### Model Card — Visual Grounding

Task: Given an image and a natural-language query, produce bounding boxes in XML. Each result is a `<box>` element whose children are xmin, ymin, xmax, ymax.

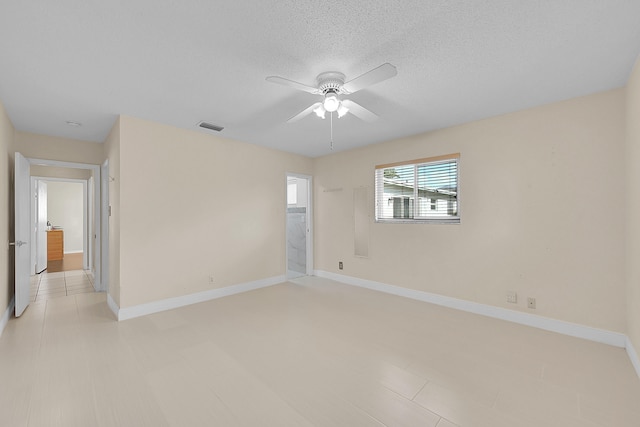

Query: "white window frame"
<box><xmin>375</xmin><ymin>153</ymin><xmax>460</xmax><ymax>224</ymax></box>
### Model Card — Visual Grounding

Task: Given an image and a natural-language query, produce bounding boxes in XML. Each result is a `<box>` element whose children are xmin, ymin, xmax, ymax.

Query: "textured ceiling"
<box><xmin>1</xmin><ymin>1</ymin><xmax>639</xmax><ymax>157</ymax></box>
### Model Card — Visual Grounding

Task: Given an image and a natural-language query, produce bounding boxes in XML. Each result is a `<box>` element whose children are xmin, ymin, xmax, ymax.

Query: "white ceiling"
<box><xmin>1</xmin><ymin>1</ymin><xmax>639</xmax><ymax>157</ymax></box>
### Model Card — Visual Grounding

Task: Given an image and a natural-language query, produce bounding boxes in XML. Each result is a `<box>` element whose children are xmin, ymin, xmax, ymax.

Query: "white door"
<box><xmin>36</xmin><ymin>181</ymin><xmax>47</xmax><ymax>274</ymax></box>
<box><xmin>14</xmin><ymin>153</ymin><xmax>31</xmax><ymax>317</ymax></box>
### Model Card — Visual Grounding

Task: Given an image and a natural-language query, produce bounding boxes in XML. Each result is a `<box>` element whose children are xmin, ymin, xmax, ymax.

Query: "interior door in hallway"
<box><xmin>286</xmin><ymin>175</ymin><xmax>312</xmax><ymax>278</ymax></box>
<box><xmin>14</xmin><ymin>152</ymin><xmax>31</xmax><ymax>317</ymax></box>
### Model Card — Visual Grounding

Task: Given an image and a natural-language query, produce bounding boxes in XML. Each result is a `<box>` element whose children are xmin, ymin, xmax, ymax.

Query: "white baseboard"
<box><xmin>626</xmin><ymin>336</ymin><xmax>640</xmax><ymax>380</ymax></box>
<box><xmin>116</xmin><ymin>275</ymin><xmax>286</xmax><ymax>321</ymax></box>
<box><xmin>64</xmin><ymin>250</ymin><xmax>83</xmax><ymax>254</ymax></box>
<box><xmin>314</xmin><ymin>270</ymin><xmax>627</xmax><ymax>348</ymax></box>
<box><xmin>0</xmin><ymin>297</ymin><xmax>15</xmax><ymax>338</ymax></box>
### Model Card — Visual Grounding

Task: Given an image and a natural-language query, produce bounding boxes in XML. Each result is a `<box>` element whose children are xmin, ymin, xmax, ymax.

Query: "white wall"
<box><xmin>314</xmin><ymin>88</ymin><xmax>626</xmax><ymax>333</ymax></box>
<box><xmin>46</xmin><ymin>181</ymin><xmax>84</xmax><ymax>253</ymax></box>
<box><xmin>626</xmin><ymin>56</ymin><xmax>640</xmax><ymax>353</ymax></box>
<box><xmin>110</xmin><ymin>116</ymin><xmax>313</xmax><ymax>308</ymax></box>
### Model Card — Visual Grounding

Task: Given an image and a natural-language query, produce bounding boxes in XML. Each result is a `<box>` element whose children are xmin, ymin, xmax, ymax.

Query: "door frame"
<box><xmin>101</xmin><ymin>160</ymin><xmax>109</xmax><ymax>294</ymax></box>
<box><xmin>23</xmin><ymin>157</ymin><xmax>105</xmax><ymax>291</ymax></box>
<box><xmin>285</xmin><ymin>173</ymin><xmax>313</xmax><ymax>278</ymax></box>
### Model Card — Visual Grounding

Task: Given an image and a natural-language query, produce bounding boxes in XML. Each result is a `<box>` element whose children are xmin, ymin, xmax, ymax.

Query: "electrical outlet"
<box><xmin>506</xmin><ymin>291</ymin><xmax>517</xmax><ymax>304</ymax></box>
<box><xmin>527</xmin><ymin>297</ymin><xmax>536</xmax><ymax>309</ymax></box>
<box><xmin>339</xmin><ymin>261</ymin><xmax>343</xmax><ymax>270</ymax></box>
<box><xmin>209</xmin><ymin>275</ymin><xmax>215</xmax><ymax>284</ymax></box>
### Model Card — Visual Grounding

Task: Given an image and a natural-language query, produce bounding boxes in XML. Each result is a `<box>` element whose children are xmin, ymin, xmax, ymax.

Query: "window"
<box><xmin>375</xmin><ymin>153</ymin><xmax>459</xmax><ymax>223</ymax></box>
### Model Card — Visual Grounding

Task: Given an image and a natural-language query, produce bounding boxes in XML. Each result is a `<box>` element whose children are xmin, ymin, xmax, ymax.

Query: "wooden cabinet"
<box><xmin>47</xmin><ymin>230</ymin><xmax>63</xmax><ymax>261</ymax></box>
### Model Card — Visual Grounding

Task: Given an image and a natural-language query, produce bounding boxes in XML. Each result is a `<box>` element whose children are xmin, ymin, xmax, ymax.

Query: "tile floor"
<box><xmin>29</xmin><ymin>270</ymin><xmax>95</xmax><ymax>302</ymax></box>
<box><xmin>1</xmin><ymin>276</ymin><xmax>640</xmax><ymax>426</ymax></box>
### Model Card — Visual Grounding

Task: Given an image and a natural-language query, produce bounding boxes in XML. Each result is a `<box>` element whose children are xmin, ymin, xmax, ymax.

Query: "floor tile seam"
<box><xmin>411</xmin><ymin>379</ymin><xmax>430</xmax><ymax>401</ymax></box>
<box><xmin>577</xmin><ymin>391</ymin><xmax>640</xmax><ymax>418</ymax></box>
<box><xmin>531</xmin><ymin>375</ymin><xmax>599</xmax><ymax>411</ymax></box>
<box><xmin>491</xmin><ymin>389</ymin><xmax>501</xmax><ymax>409</ymax></box>
<box><xmin>418</xmin><ymin>376</ymin><xmax>501</xmax><ymax>413</ymax></box>
<box><xmin>33</xmin><ymin>300</ymin><xmax>50</xmax><ymax>368</ymax></box>
<box><xmin>65</xmin><ymin>282</ymin><xmax>93</xmax><ymax>288</ymax></box>
<box><xmin>169</xmin><ymin>362</ymin><xmax>264</xmax><ymax>427</ymax></box>
<box><xmin>377</xmin><ymin>376</ymin><xmax>428</xmax><ymax>402</ymax></box>
<box><xmin>374</xmin><ymin>379</ymin><xmax>443</xmax><ymax>424</ymax></box>
<box><xmin>337</xmin><ymin>393</ymin><xmax>388</xmax><ymax>427</ymax></box>
<box><xmin>435</xmin><ymin>417</ymin><xmax>457</xmax><ymax>427</ymax></box>
<box><xmin>493</xmin><ymin>388</ymin><xmax>599</xmax><ymax>425</ymax></box>
<box><xmin>347</xmin><ymin>398</ymin><xmax>400</xmax><ymax>427</ymax></box>
<box><xmin>37</xmin><ymin>289</ymin><xmax>66</xmax><ymax>296</ymax></box>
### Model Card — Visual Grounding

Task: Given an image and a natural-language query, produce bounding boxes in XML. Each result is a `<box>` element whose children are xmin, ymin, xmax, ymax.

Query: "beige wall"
<box><xmin>14</xmin><ymin>131</ymin><xmax>104</xmax><ymax>165</ymax></box>
<box><xmin>314</xmin><ymin>89</ymin><xmax>627</xmax><ymax>332</ymax></box>
<box><xmin>0</xmin><ymin>100</ymin><xmax>15</xmax><ymax>318</ymax></box>
<box><xmin>46</xmin><ymin>181</ymin><xmax>84</xmax><ymax>253</ymax></box>
<box><xmin>31</xmin><ymin>165</ymin><xmax>92</xmax><ymax>180</ymax></box>
<box><xmin>626</xmin><ymin>57</ymin><xmax>640</xmax><ymax>351</ymax></box>
<box><xmin>114</xmin><ymin>116</ymin><xmax>313</xmax><ymax>308</ymax></box>
<box><xmin>104</xmin><ymin>118</ymin><xmax>121</xmax><ymax>306</ymax></box>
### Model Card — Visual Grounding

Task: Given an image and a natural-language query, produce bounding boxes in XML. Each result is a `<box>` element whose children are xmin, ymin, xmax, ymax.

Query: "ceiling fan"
<box><xmin>266</xmin><ymin>63</ymin><xmax>397</xmax><ymax>123</ymax></box>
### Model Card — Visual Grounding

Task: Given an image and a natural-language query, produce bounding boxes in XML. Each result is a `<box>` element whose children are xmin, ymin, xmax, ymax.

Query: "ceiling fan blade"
<box><xmin>266</xmin><ymin>76</ymin><xmax>320</xmax><ymax>94</ymax></box>
<box><xmin>341</xmin><ymin>99</ymin><xmax>378</xmax><ymax>122</ymax></box>
<box><xmin>342</xmin><ymin>63</ymin><xmax>397</xmax><ymax>94</ymax></box>
<box><xmin>287</xmin><ymin>102</ymin><xmax>323</xmax><ymax>123</ymax></box>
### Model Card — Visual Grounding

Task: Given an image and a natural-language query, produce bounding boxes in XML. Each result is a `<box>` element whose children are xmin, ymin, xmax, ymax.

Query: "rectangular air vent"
<box><xmin>198</xmin><ymin>121</ymin><xmax>224</xmax><ymax>132</ymax></box>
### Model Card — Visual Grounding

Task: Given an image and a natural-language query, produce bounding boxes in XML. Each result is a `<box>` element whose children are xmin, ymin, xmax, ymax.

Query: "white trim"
<box><xmin>314</xmin><ymin>270</ymin><xmax>627</xmax><ymax>348</ymax></box>
<box><xmin>116</xmin><ymin>275</ymin><xmax>286</xmax><ymax>321</ymax></box>
<box><xmin>100</xmin><ymin>160</ymin><xmax>109</xmax><ymax>293</ymax></box>
<box><xmin>626</xmin><ymin>336</ymin><xmax>640</xmax><ymax>379</ymax></box>
<box><xmin>107</xmin><ymin>294</ymin><xmax>119</xmax><ymax>319</ymax></box>
<box><xmin>64</xmin><ymin>250</ymin><xmax>84</xmax><ymax>254</ymax></box>
<box><xmin>0</xmin><ymin>297</ymin><xmax>15</xmax><ymax>338</ymax></box>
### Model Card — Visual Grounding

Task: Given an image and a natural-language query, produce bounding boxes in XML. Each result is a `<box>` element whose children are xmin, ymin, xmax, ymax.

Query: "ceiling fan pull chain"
<box><xmin>330</xmin><ymin>112</ymin><xmax>334</xmax><ymax>150</ymax></box>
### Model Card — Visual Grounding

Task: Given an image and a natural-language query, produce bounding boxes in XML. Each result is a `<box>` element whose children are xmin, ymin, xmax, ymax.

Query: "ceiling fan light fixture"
<box><xmin>337</xmin><ymin>103</ymin><xmax>349</xmax><ymax>118</ymax></box>
<box><xmin>313</xmin><ymin>104</ymin><xmax>326</xmax><ymax>119</ymax></box>
<box><xmin>323</xmin><ymin>92</ymin><xmax>340</xmax><ymax>112</ymax></box>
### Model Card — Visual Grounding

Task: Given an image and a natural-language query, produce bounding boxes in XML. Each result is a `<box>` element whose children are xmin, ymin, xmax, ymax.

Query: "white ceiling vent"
<box><xmin>198</xmin><ymin>121</ymin><xmax>224</xmax><ymax>132</ymax></box>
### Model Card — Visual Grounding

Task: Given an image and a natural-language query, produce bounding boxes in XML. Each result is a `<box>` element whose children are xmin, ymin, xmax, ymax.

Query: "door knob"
<box><xmin>9</xmin><ymin>240</ymin><xmax>27</xmax><ymax>247</ymax></box>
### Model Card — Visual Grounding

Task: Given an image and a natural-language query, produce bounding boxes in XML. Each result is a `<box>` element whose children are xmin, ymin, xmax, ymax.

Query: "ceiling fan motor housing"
<box><xmin>316</xmin><ymin>71</ymin><xmax>346</xmax><ymax>94</ymax></box>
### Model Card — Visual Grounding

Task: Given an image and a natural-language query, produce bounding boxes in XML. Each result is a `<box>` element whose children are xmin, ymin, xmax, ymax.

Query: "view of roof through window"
<box><xmin>376</xmin><ymin>158</ymin><xmax>458</xmax><ymax>221</ymax></box>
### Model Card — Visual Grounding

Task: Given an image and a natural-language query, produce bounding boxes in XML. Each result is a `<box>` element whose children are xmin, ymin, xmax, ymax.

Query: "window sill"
<box><xmin>375</xmin><ymin>218</ymin><xmax>460</xmax><ymax>225</ymax></box>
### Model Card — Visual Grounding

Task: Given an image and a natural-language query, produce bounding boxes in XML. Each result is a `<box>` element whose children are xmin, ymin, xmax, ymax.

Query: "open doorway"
<box><xmin>25</xmin><ymin>158</ymin><xmax>103</xmax><ymax>282</ymax></box>
<box><xmin>14</xmin><ymin>153</ymin><xmax>106</xmax><ymax>315</ymax></box>
<box><xmin>33</xmin><ymin>179</ymin><xmax>88</xmax><ymax>273</ymax></box>
<box><xmin>286</xmin><ymin>174</ymin><xmax>313</xmax><ymax>279</ymax></box>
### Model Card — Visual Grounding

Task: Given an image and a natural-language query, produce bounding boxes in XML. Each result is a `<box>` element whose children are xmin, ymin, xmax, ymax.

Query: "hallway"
<box><xmin>30</xmin><ymin>269</ymin><xmax>95</xmax><ymax>303</ymax></box>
